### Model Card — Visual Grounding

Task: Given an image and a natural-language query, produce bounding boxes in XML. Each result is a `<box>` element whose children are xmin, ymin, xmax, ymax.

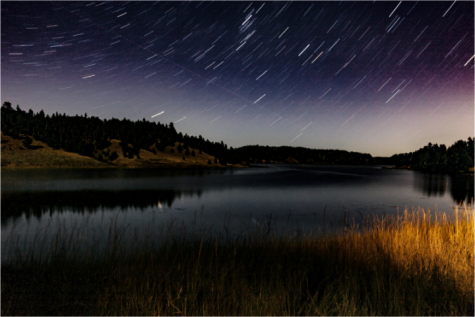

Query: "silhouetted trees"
<box><xmin>4</xmin><ymin>102</ymin><xmax>470</xmax><ymax>172</ymax></box>
<box><xmin>390</xmin><ymin>138</ymin><xmax>474</xmax><ymax>173</ymax></box>
<box><xmin>221</xmin><ymin>145</ymin><xmax>374</xmax><ymax>166</ymax></box>
<box><xmin>1</xmin><ymin>102</ymin><xmax>229</xmax><ymax>161</ymax></box>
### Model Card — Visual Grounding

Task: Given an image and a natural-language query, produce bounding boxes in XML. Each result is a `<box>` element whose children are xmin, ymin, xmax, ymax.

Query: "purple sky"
<box><xmin>2</xmin><ymin>1</ymin><xmax>474</xmax><ymax>156</ymax></box>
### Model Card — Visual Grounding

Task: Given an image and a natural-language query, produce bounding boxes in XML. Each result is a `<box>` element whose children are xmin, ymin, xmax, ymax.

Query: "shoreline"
<box><xmin>2</xmin><ymin>207</ymin><xmax>473</xmax><ymax>316</ymax></box>
<box><xmin>382</xmin><ymin>165</ymin><xmax>474</xmax><ymax>175</ymax></box>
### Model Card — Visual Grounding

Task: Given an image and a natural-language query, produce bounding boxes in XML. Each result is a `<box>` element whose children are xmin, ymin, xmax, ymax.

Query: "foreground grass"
<box><xmin>2</xmin><ymin>206</ymin><xmax>474</xmax><ymax>316</ymax></box>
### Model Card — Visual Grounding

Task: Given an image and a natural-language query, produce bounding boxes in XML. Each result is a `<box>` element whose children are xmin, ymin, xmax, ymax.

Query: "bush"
<box><xmin>109</xmin><ymin>151</ymin><xmax>119</xmax><ymax>161</ymax></box>
<box><xmin>22</xmin><ymin>136</ymin><xmax>33</xmax><ymax>148</ymax></box>
<box><xmin>156</xmin><ymin>142</ymin><xmax>166</xmax><ymax>152</ymax></box>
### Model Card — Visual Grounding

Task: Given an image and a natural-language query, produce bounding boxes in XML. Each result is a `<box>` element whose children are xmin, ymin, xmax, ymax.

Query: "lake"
<box><xmin>1</xmin><ymin>165</ymin><xmax>473</xmax><ymax>263</ymax></box>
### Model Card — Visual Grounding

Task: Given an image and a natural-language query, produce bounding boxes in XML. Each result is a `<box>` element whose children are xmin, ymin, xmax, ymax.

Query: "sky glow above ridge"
<box><xmin>2</xmin><ymin>1</ymin><xmax>474</xmax><ymax>156</ymax></box>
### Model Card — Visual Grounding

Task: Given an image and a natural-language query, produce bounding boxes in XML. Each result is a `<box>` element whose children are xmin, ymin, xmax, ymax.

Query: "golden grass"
<box><xmin>327</xmin><ymin>205</ymin><xmax>474</xmax><ymax>296</ymax></box>
<box><xmin>1</xmin><ymin>132</ymin><xmax>109</xmax><ymax>168</ymax></box>
<box><xmin>1</xmin><ymin>132</ymin><xmax>243</xmax><ymax>168</ymax></box>
<box><xmin>2</xmin><ymin>205</ymin><xmax>474</xmax><ymax>315</ymax></box>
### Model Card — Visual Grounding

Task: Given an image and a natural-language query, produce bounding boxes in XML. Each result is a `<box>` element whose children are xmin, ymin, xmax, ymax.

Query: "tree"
<box><xmin>214</xmin><ymin>157</ymin><xmax>218</xmax><ymax>164</ymax></box>
<box><xmin>191</xmin><ymin>150</ymin><xmax>195</xmax><ymax>156</ymax></box>
<box><xmin>447</xmin><ymin>140</ymin><xmax>472</xmax><ymax>173</ymax></box>
<box><xmin>220</xmin><ymin>158</ymin><xmax>227</xmax><ymax>166</ymax></box>
<box><xmin>109</xmin><ymin>151</ymin><xmax>119</xmax><ymax>161</ymax></box>
<box><xmin>1</xmin><ymin>102</ymin><xmax>240</xmax><ymax>166</ymax></box>
<box><xmin>22</xmin><ymin>136</ymin><xmax>33</xmax><ymax>148</ymax></box>
<box><xmin>207</xmin><ymin>159</ymin><xmax>212</xmax><ymax>165</ymax></box>
<box><xmin>185</xmin><ymin>148</ymin><xmax>191</xmax><ymax>156</ymax></box>
<box><xmin>2</xmin><ymin>101</ymin><xmax>12</xmax><ymax>110</ymax></box>
<box><xmin>156</xmin><ymin>142</ymin><xmax>166</xmax><ymax>152</ymax></box>
<box><xmin>169</xmin><ymin>122</ymin><xmax>177</xmax><ymax>134</ymax></box>
<box><xmin>177</xmin><ymin>144</ymin><xmax>183</xmax><ymax>154</ymax></box>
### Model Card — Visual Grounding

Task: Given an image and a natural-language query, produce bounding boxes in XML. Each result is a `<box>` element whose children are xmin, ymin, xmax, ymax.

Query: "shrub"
<box><xmin>22</xmin><ymin>136</ymin><xmax>33</xmax><ymax>148</ymax></box>
<box><xmin>109</xmin><ymin>151</ymin><xmax>119</xmax><ymax>161</ymax></box>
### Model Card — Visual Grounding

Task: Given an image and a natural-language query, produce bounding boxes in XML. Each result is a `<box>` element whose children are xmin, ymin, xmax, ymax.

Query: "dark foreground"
<box><xmin>2</xmin><ymin>207</ymin><xmax>473</xmax><ymax>316</ymax></box>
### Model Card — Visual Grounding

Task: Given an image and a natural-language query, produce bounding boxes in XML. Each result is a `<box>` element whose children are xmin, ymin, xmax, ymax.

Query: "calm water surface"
<box><xmin>2</xmin><ymin>165</ymin><xmax>473</xmax><ymax>262</ymax></box>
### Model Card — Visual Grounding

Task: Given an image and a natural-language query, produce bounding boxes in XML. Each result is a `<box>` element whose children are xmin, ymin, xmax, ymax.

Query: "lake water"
<box><xmin>2</xmin><ymin>165</ymin><xmax>473</xmax><ymax>263</ymax></box>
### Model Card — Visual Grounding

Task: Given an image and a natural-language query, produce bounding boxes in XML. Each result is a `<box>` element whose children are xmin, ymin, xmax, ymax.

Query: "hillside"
<box><xmin>1</xmin><ymin>132</ymin><xmax>240</xmax><ymax>169</ymax></box>
<box><xmin>3</xmin><ymin>102</ymin><xmax>471</xmax><ymax>171</ymax></box>
<box><xmin>0</xmin><ymin>102</ymin><xmax>377</xmax><ymax>168</ymax></box>
<box><xmin>1</xmin><ymin>132</ymin><xmax>108</xmax><ymax>168</ymax></box>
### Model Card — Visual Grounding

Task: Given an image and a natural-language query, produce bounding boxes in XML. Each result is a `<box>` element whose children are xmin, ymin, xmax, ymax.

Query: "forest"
<box><xmin>1</xmin><ymin>102</ymin><xmax>376</xmax><ymax>166</ymax></box>
<box><xmin>386</xmin><ymin>139</ymin><xmax>474</xmax><ymax>173</ymax></box>
<box><xmin>1</xmin><ymin>101</ymin><xmax>229</xmax><ymax>164</ymax></box>
<box><xmin>1</xmin><ymin>101</ymin><xmax>473</xmax><ymax>172</ymax></box>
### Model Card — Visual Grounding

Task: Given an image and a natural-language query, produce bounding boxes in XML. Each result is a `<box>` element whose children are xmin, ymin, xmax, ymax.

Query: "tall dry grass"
<box><xmin>2</xmin><ymin>205</ymin><xmax>474</xmax><ymax>315</ymax></box>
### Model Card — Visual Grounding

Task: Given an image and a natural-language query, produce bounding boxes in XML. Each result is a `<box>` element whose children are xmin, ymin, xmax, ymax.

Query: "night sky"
<box><xmin>2</xmin><ymin>1</ymin><xmax>474</xmax><ymax>156</ymax></box>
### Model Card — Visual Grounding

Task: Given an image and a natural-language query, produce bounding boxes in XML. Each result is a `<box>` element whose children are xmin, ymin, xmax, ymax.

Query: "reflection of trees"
<box><xmin>414</xmin><ymin>173</ymin><xmax>448</xmax><ymax>197</ymax></box>
<box><xmin>414</xmin><ymin>172</ymin><xmax>473</xmax><ymax>204</ymax></box>
<box><xmin>1</xmin><ymin>189</ymin><xmax>203</xmax><ymax>225</ymax></box>
<box><xmin>449</xmin><ymin>174</ymin><xmax>474</xmax><ymax>205</ymax></box>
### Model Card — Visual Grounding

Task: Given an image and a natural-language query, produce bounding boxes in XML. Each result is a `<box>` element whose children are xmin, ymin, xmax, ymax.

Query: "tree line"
<box><xmin>1</xmin><ymin>102</ymin><xmax>229</xmax><ymax>163</ymax></box>
<box><xmin>385</xmin><ymin>139</ymin><xmax>474</xmax><ymax>173</ymax></box>
<box><xmin>1</xmin><ymin>102</ymin><xmax>378</xmax><ymax>166</ymax></box>
<box><xmin>2</xmin><ymin>101</ymin><xmax>473</xmax><ymax>171</ymax></box>
<box><xmin>223</xmin><ymin>145</ymin><xmax>375</xmax><ymax>165</ymax></box>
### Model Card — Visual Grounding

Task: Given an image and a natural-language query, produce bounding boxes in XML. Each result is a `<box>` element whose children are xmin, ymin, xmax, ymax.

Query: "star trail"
<box><xmin>2</xmin><ymin>1</ymin><xmax>473</xmax><ymax>156</ymax></box>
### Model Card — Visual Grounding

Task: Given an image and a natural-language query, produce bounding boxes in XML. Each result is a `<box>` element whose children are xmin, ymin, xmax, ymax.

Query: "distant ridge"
<box><xmin>1</xmin><ymin>101</ymin><xmax>473</xmax><ymax>171</ymax></box>
<box><xmin>0</xmin><ymin>101</ymin><xmax>377</xmax><ymax>168</ymax></box>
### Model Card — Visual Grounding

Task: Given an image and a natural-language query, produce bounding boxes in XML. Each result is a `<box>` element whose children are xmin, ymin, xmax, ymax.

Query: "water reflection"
<box><xmin>1</xmin><ymin>189</ymin><xmax>202</xmax><ymax>226</ymax></box>
<box><xmin>413</xmin><ymin>173</ymin><xmax>448</xmax><ymax>197</ymax></box>
<box><xmin>413</xmin><ymin>172</ymin><xmax>473</xmax><ymax>204</ymax></box>
<box><xmin>448</xmin><ymin>174</ymin><xmax>474</xmax><ymax>205</ymax></box>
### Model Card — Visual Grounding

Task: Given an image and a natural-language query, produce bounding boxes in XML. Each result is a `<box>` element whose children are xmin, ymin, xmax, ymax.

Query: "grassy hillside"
<box><xmin>1</xmin><ymin>132</ymin><xmax>108</xmax><ymax>168</ymax></box>
<box><xmin>1</xmin><ymin>132</ymin><xmax>242</xmax><ymax>169</ymax></box>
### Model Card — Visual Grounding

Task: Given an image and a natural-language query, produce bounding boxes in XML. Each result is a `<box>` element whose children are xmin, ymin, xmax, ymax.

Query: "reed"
<box><xmin>2</xmin><ymin>205</ymin><xmax>473</xmax><ymax>316</ymax></box>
